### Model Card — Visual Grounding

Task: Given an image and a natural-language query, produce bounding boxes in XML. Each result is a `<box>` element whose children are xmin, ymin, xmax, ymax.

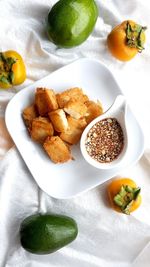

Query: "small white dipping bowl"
<box><xmin>80</xmin><ymin>95</ymin><xmax>128</xmax><ymax>170</ymax></box>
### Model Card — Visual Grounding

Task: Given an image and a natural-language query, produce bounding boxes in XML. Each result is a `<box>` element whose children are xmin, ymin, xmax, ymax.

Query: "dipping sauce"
<box><xmin>85</xmin><ymin>118</ymin><xmax>124</xmax><ymax>163</ymax></box>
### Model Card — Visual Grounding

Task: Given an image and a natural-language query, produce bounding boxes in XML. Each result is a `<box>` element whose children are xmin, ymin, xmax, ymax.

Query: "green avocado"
<box><xmin>46</xmin><ymin>0</ymin><xmax>98</xmax><ymax>48</ymax></box>
<box><xmin>20</xmin><ymin>214</ymin><xmax>78</xmax><ymax>254</ymax></box>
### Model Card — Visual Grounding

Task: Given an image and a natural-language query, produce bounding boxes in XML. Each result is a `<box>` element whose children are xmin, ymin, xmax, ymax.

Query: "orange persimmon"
<box><xmin>107</xmin><ymin>20</ymin><xmax>146</xmax><ymax>61</ymax></box>
<box><xmin>0</xmin><ymin>50</ymin><xmax>26</xmax><ymax>89</ymax></box>
<box><xmin>108</xmin><ymin>178</ymin><xmax>141</xmax><ymax>215</ymax></box>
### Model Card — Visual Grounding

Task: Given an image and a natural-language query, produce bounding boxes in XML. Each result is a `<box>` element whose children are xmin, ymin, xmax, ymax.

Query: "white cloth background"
<box><xmin>0</xmin><ymin>0</ymin><xmax>150</xmax><ymax>266</ymax></box>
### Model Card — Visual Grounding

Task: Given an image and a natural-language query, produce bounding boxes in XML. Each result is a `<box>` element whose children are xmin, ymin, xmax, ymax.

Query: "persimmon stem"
<box><xmin>0</xmin><ymin>52</ymin><xmax>16</xmax><ymax>84</ymax></box>
<box><xmin>126</xmin><ymin>21</ymin><xmax>147</xmax><ymax>52</ymax></box>
<box><xmin>113</xmin><ymin>185</ymin><xmax>141</xmax><ymax>215</ymax></box>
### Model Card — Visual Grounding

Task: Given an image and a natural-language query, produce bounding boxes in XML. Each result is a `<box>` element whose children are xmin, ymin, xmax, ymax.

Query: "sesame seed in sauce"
<box><xmin>85</xmin><ymin>118</ymin><xmax>124</xmax><ymax>163</ymax></box>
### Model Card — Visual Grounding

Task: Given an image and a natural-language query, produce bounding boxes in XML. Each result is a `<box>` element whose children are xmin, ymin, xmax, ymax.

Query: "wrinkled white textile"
<box><xmin>0</xmin><ymin>0</ymin><xmax>150</xmax><ymax>266</ymax></box>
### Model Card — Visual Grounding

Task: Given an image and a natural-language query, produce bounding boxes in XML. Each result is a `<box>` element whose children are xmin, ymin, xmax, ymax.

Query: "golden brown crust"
<box><xmin>22</xmin><ymin>104</ymin><xmax>37</xmax><ymax>129</ymax></box>
<box><xmin>30</xmin><ymin>117</ymin><xmax>54</xmax><ymax>143</ymax></box>
<box><xmin>48</xmin><ymin>109</ymin><xmax>68</xmax><ymax>132</ymax></box>
<box><xmin>35</xmin><ymin>88</ymin><xmax>58</xmax><ymax>116</ymax></box>
<box><xmin>85</xmin><ymin>100</ymin><xmax>103</xmax><ymax>123</ymax></box>
<box><xmin>64</xmin><ymin>100</ymin><xmax>87</xmax><ymax>119</ymax></box>
<box><xmin>67</xmin><ymin>116</ymin><xmax>87</xmax><ymax>130</ymax></box>
<box><xmin>56</xmin><ymin>87</ymin><xmax>88</xmax><ymax>108</ymax></box>
<box><xmin>60</xmin><ymin>116</ymin><xmax>87</xmax><ymax>145</ymax></box>
<box><xmin>43</xmin><ymin>136</ymin><xmax>72</xmax><ymax>163</ymax></box>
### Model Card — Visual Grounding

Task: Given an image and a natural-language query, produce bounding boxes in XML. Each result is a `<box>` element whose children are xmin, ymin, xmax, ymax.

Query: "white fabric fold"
<box><xmin>0</xmin><ymin>148</ymin><xmax>150</xmax><ymax>267</ymax></box>
<box><xmin>1</xmin><ymin>0</ymin><xmax>150</xmax><ymax>266</ymax></box>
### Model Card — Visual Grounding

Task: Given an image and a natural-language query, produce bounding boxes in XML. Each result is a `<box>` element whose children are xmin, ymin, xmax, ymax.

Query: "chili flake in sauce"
<box><xmin>85</xmin><ymin>118</ymin><xmax>124</xmax><ymax>163</ymax></box>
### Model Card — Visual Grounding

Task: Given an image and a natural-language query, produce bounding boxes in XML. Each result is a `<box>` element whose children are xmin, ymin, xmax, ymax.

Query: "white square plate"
<box><xmin>5</xmin><ymin>59</ymin><xmax>144</xmax><ymax>199</ymax></box>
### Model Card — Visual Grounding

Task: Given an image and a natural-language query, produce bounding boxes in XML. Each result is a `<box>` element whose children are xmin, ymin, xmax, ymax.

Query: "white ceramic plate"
<box><xmin>5</xmin><ymin>59</ymin><xmax>144</xmax><ymax>199</ymax></box>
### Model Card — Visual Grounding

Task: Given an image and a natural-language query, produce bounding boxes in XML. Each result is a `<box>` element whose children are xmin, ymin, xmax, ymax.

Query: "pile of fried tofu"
<box><xmin>22</xmin><ymin>87</ymin><xmax>103</xmax><ymax>164</ymax></box>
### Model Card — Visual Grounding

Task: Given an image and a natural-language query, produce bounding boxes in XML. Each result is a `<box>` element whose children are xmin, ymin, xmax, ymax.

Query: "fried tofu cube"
<box><xmin>85</xmin><ymin>100</ymin><xmax>103</xmax><ymax>124</ymax></box>
<box><xmin>64</xmin><ymin>100</ymin><xmax>87</xmax><ymax>119</ymax></box>
<box><xmin>67</xmin><ymin>116</ymin><xmax>87</xmax><ymax>130</ymax></box>
<box><xmin>43</xmin><ymin>136</ymin><xmax>72</xmax><ymax>163</ymax></box>
<box><xmin>22</xmin><ymin>104</ymin><xmax>37</xmax><ymax>129</ymax></box>
<box><xmin>35</xmin><ymin>88</ymin><xmax>58</xmax><ymax>116</ymax></box>
<box><xmin>56</xmin><ymin>87</ymin><xmax>89</xmax><ymax>108</ymax></box>
<box><xmin>48</xmin><ymin>109</ymin><xmax>68</xmax><ymax>132</ymax></box>
<box><xmin>30</xmin><ymin>117</ymin><xmax>54</xmax><ymax>143</ymax></box>
<box><xmin>60</xmin><ymin>116</ymin><xmax>87</xmax><ymax>145</ymax></box>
